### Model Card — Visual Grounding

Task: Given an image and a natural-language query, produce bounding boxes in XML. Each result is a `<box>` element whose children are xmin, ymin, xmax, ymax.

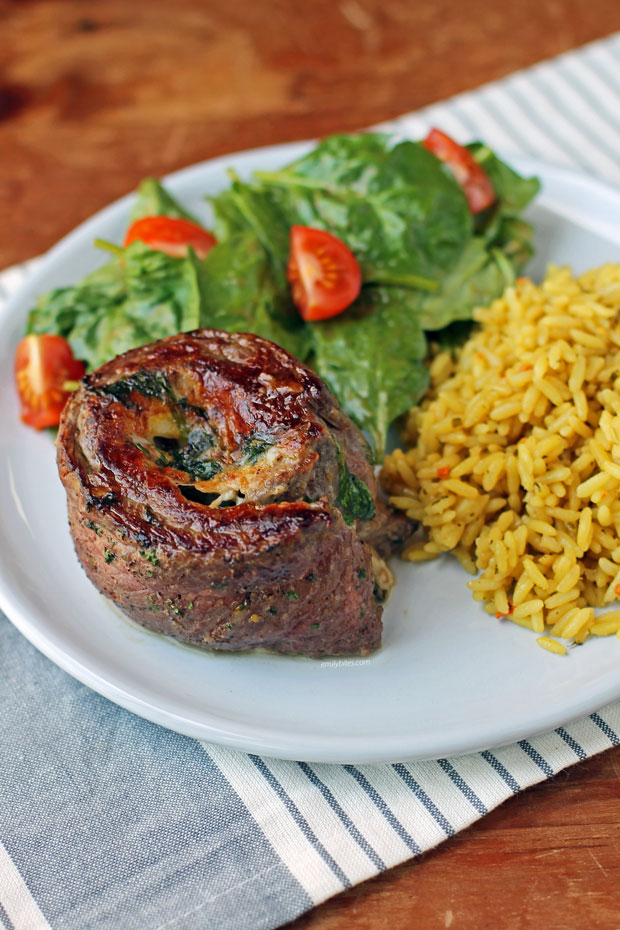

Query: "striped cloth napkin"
<box><xmin>3</xmin><ymin>30</ymin><xmax>620</xmax><ymax>930</ymax></box>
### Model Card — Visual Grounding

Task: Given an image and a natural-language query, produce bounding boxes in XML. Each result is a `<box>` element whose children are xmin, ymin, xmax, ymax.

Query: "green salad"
<box><xmin>26</xmin><ymin>132</ymin><xmax>540</xmax><ymax>457</ymax></box>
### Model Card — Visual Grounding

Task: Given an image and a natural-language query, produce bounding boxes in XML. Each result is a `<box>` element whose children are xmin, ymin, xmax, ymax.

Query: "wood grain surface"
<box><xmin>3</xmin><ymin>1</ymin><xmax>620</xmax><ymax>927</ymax></box>
<box><xmin>286</xmin><ymin>748</ymin><xmax>620</xmax><ymax>930</ymax></box>
<box><xmin>2</xmin><ymin>0</ymin><xmax>620</xmax><ymax>269</ymax></box>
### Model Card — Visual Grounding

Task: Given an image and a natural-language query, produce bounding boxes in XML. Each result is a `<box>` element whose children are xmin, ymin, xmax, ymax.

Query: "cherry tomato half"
<box><xmin>422</xmin><ymin>128</ymin><xmax>495</xmax><ymax>214</ymax></box>
<box><xmin>287</xmin><ymin>226</ymin><xmax>362</xmax><ymax>321</ymax></box>
<box><xmin>124</xmin><ymin>215</ymin><xmax>217</xmax><ymax>259</ymax></box>
<box><xmin>14</xmin><ymin>334</ymin><xmax>85</xmax><ymax>430</ymax></box>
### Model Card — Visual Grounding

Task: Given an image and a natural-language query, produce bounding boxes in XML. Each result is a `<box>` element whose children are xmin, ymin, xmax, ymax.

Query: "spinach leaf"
<box><xmin>69</xmin><ymin>303</ymin><xmax>152</xmax><ymax>372</ymax></box>
<box><xmin>253</xmin><ymin>135</ymin><xmax>472</xmax><ymax>286</ymax></box>
<box><xmin>199</xmin><ymin>231</ymin><xmax>310</xmax><ymax>360</ymax></box>
<box><xmin>123</xmin><ymin>241</ymin><xmax>202</xmax><ymax>335</ymax></box>
<box><xmin>27</xmin><ymin>259</ymin><xmax>125</xmax><ymax>343</ymax></box>
<box><xmin>468</xmin><ymin>143</ymin><xmax>540</xmax><ymax>271</ymax></box>
<box><xmin>28</xmin><ymin>242</ymin><xmax>206</xmax><ymax>371</ymax></box>
<box><xmin>242</xmin><ymin>436</ymin><xmax>275</xmax><ymax>464</ymax></box>
<box><xmin>468</xmin><ymin>144</ymin><xmax>540</xmax><ymax>213</ymax></box>
<box><xmin>98</xmin><ymin>369</ymin><xmax>173</xmax><ymax>404</ymax></box>
<box><xmin>413</xmin><ymin>237</ymin><xmax>516</xmax><ymax>330</ymax></box>
<box><xmin>334</xmin><ymin>441</ymin><xmax>376</xmax><ymax>525</ymax></box>
<box><xmin>27</xmin><ymin>134</ymin><xmax>539</xmax><ymax>464</ymax></box>
<box><xmin>167</xmin><ymin>427</ymin><xmax>220</xmax><ymax>481</ymax></box>
<box><xmin>428</xmin><ymin>318</ymin><xmax>476</xmax><ymax>349</ymax></box>
<box><xmin>210</xmin><ymin>175</ymin><xmax>290</xmax><ymax>288</ymax></box>
<box><xmin>129</xmin><ymin>177</ymin><xmax>201</xmax><ymax>224</ymax></box>
<box><xmin>257</xmin><ymin>134</ymin><xmax>392</xmax><ymax>192</ymax></box>
<box><xmin>310</xmin><ymin>288</ymin><xmax>429</xmax><ymax>460</ymax></box>
<box><xmin>27</xmin><ymin>260</ymin><xmax>128</xmax><ymax>368</ymax></box>
<box><xmin>152</xmin><ymin>426</ymin><xmax>220</xmax><ymax>481</ymax></box>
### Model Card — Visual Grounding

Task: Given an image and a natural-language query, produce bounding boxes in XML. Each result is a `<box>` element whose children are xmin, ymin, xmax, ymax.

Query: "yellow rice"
<box><xmin>381</xmin><ymin>263</ymin><xmax>620</xmax><ymax>647</ymax></box>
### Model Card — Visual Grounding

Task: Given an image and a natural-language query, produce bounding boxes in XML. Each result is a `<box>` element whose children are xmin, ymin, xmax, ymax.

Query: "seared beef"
<box><xmin>57</xmin><ymin>329</ymin><xmax>405</xmax><ymax>657</ymax></box>
<box><xmin>360</xmin><ymin>501</ymin><xmax>414</xmax><ymax>559</ymax></box>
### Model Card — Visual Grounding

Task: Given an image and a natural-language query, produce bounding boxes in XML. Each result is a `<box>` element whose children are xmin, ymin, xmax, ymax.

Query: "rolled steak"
<box><xmin>57</xmin><ymin>329</ymin><xmax>403</xmax><ymax>657</ymax></box>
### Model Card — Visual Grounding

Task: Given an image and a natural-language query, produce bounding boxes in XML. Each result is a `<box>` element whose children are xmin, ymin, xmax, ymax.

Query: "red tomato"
<box><xmin>14</xmin><ymin>334</ymin><xmax>85</xmax><ymax>430</ymax></box>
<box><xmin>124</xmin><ymin>215</ymin><xmax>217</xmax><ymax>259</ymax></box>
<box><xmin>287</xmin><ymin>226</ymin><xmax>362</xmax><ymax>321</ymax></box>
<box><xmin>422</xmin><ymin>128</ymin><xmax>495</xmax><ymax>214</ymax></box>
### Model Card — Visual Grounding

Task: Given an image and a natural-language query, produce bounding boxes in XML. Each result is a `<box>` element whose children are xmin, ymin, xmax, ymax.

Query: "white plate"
<box><xmin>2</xmin><ymin>142</ymin><xmax>620</xmax><ymax>764</ymax></box>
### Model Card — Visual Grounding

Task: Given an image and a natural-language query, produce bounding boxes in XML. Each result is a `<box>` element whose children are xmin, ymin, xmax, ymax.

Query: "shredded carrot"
<box><xmin>436</xmin><ymin>466</ymin><xmax>450</xmax><ymax>479</ymax></box>
<box><xmin>614</xmin><ymin>583</ymin><xmax>620</xmax><ymax>597</ymax></box>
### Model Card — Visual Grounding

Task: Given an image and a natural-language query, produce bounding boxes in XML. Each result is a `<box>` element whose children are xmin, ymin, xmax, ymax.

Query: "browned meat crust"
<box><xmin>360</xmin><ymin>501</ymin><xmax>415</xmax><ymax>559</ymax></box>
<box><xmin>57</xmin><ymin>329</ymin><xmax>394</xmax><ymax>657</ymax></box>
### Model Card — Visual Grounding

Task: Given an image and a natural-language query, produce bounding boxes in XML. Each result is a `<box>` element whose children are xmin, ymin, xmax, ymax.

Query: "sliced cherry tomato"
<box><xmin>287</xmin><ymin>226</ymin><xmax>362</xmax><ymax>321</ymax></box>
<box><xmin>422</xmin><ymin>128</ymin><xmax>495</xmax><ymax>214</ymax></box>
<box><xmin>14</xmin><ymin>334</ymin><xmax>85</xmax><ymax>430</ymax></box>
<box><xmin>124</xmin><ymin>215</ymin><xmax>217</xmax><ymax>259</ymax></box>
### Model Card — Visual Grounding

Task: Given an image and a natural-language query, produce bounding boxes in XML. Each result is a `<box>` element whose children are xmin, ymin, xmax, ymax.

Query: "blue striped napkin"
<box><xmin>3</xmin><ymin>30</ymin><xmax>620</xmax><ymax>930</ymax></box>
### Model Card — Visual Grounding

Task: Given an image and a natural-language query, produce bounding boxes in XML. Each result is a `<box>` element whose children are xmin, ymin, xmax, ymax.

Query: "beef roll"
<box><xmin>57</xmin><ymin>329</ymin><xmax>403</xmax><ymax>657</ymax></box>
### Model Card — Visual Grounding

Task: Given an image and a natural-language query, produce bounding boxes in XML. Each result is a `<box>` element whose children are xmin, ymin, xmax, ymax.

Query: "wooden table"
<box><xmin>3</xmin><ymin>1</ymin><xmax>620</xmax><ymax>926</ymax></box>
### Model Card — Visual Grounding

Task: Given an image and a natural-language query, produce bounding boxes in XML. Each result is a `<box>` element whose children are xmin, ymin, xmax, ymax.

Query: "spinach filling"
<box><xmin>155</xmin><ymin>427</ymin><xmax>221</xmax><ymax>481</ymax></box>
<box><xmin>97</xmin><ymin>369</ymin><xmax>173</xmax><ymax>404</ymax></box>
<box><xmin>242</xmin><ymin>436</ymin><xmax>275</xmax><ymax>464</ymax></box>
<box><xmin>333</xmin><ymin>439</ymin><xmax>375</xmax><ymax>525</ymax></box>
<box><xmin>99</xmin><ymin>370</ymin><xmax>221</xmax><ymax>481</ymax></box>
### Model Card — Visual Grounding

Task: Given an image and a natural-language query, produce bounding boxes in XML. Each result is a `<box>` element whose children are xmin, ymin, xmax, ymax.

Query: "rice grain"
<box><xmin>381</xmin><ymin>264</ymin><xmax>620</xmax><ymax>647</ymax></box>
